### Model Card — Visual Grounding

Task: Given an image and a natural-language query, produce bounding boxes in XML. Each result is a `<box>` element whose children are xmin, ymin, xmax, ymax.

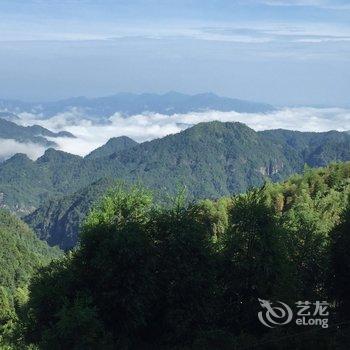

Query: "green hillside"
<box><xmin>0</xmin><ymin>209</ymin><xmax>62</xmax><ymax>348</ymax></box>
<box><xmin>20</xmin><ymin>162</ymin><xmax>350</xmax><ymax>349</ymax></box>
<box><xmin>25</xmin><ymin>157</ymin><xmax>350</xmax><ymax>251</ymax></box>
<box><xmin>25</xmin><ymin>178</ymin><xmax>114</xmax><ymax>250</ymax></box>
<box><xmin>1</xmin><ymin>122</ymin><xmax>350</xmax><ymax>214</ymax></box>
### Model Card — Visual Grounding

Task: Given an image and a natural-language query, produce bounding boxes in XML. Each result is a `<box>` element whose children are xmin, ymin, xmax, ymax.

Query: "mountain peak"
<box><xmin>3</xmin><ymin>153</ymin><xmax>33</xmax><ymax>165</ymax></box>
<box><xmin>187</xmin><ymin>120</ymin><xmax>254</xmax><ymax>134</ymax></box>
<box><xmin>85</xmin><ymin>136</ymin><xmax>137</xmax><ymax>160</ymax></box>
<box><xmin>106</xmin><ymin>136</ymin><xmax>136</xmax><ymax>145</ymax></box>
<box><xmin>37</xmin><ymin>148</ymin><xmax>81</xmax><ymax>163</ymax></box>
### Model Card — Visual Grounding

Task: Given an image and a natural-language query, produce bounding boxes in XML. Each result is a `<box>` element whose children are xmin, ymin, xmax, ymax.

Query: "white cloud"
<box><xmin>10</xmin><ymin>107</ymin><xmax>350</xmax><ymax>158</ymax></box>
<box><xmin>0</xmin><ymin>138</ymin><xmax>46</xmax><ymax>161</ymax></box>
<box><xmin>255</xmin><ymin>0</ymin><xmax>350</xmax><ymax>10</ymax></box>
<box><xmin>1</xmin><ymin>17</ymin><xmax>350</xmax><ymax>45</ymax></box>
<box><xmin>201</xmin><ymin>22</ymin><xmax>350</xmax><ymax>45</ymax></box>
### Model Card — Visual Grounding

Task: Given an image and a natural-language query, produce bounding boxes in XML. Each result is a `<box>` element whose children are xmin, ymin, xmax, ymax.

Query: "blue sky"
<box><xmin>0</xmin><ymin>0</ymin><xmax>349</xmax><ymax>105</ymax></box>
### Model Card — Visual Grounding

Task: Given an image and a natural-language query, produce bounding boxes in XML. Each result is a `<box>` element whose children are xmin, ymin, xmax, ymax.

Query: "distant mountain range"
<box><xmin>0</xmin><ymin>92</ymin><xmax>274</xmax><ymax>119</ymax></box>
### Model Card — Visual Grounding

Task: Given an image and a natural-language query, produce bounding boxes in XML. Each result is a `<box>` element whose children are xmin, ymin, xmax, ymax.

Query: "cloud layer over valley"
<box><xmin>0</xmin><ymin>138</ymin><xmax>46</xmax><ymax>161</ymax></box>
<box><xmin>0</xmin><ymin>106</ymin><xmax>347</xmax><ymax>161</ymax></box>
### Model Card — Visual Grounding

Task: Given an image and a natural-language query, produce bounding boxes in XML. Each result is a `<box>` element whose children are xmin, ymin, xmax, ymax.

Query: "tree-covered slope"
<box><xmin>21</xmin><ymin>163</ymin><xmax>350</xmax><ymax>349</ymax></box>
<box><xmin>85</xmin><ymin>136</ymin><xmax>138</xmax><ymax>160</ymax></box>
<box><xmin>25</xmin><ymin>178</ymin><xmax>114</xmax><ymax>250</ymax></box>
<box><xmin>102</xmin><ymin>121</ymin><xmax>296</xmax><ymax>196</ymax></box>
<box><xmin>0</xmin><ymin>150</ymin><xmax>82</xmax><ymax>213</ymax></box>
<box><xmin>0</xmin><ymin>154</ymin><xmax>54</xmax><ymax>213</ymax></box>
<box><xmin>26</xmin><ymin>159</ymin><xmax>350</xmax><ymax>251</ymax></box>
<box><xmin>0</xmin><ymin>209</ymin><xmax>62</xmax><ymax>347</ymax></box>
<box><xmin>1</xmin><ymin>121</ymin><xmax>350</xmax><ymax>214</ymax></box>
<box><xmin>260</xmin><ymin>129</ymin><xmax>350</xmax><ymax>167</ymax></box>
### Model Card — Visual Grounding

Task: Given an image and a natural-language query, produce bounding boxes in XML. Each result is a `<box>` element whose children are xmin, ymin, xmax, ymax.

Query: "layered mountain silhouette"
<box><xmin>0</xmin><ymin>92</ymin><xmax>274</xmax><ymax>119</ymax></box>
<box><xmin>0</xmin><ymin>117</ymin><xmax>75</xmax><ymax>148</ymax></box>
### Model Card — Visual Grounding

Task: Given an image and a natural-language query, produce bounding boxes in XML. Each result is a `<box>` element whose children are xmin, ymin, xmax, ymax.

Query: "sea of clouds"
<box><xmin>0</xmin><ymin>138</ymin><xmax>46</xmax><ymax>162</ymax></box>
<box><xmin>1</xmin><ymin>107</ymin><xmax>349</xmax><ymax>161</ymax></box>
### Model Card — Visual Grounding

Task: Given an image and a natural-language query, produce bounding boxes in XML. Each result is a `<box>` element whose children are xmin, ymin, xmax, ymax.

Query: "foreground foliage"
<box><xmin>21</xmin><ymin>162</ymin><xmax>350</xmax><ymax>349</ymax></box>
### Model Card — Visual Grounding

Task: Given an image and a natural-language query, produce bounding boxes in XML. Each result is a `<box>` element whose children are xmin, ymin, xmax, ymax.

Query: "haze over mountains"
<box><xmin>0</xmin><ymin>92</ymin><xmax>274</xmax><ymax>119</ymax></box>
<box><xmin>0</xmin><ymin>118</ymin><xmax>74</xmax><ymax>144</ymax></box>
<box><xmin>0</xmin><ymin>118</ymin><xmax>75</xmax><ymax>161</ymax></box>
<box><xmin>1</xmin><ymin>91</ymin><xmax>350</xmax><ymax>249</ymax></box>
<box><xmin>1</xmin><ymin>92</ymin><xmax>349</xmax><ymax>162</ymax></box>
<box><xmin>0</xmin><ymin>92</ymin><xmax>275</xmax><ymax>160</ymax></box>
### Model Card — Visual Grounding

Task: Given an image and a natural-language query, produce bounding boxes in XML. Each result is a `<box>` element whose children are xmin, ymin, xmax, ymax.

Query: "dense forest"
<box><xmin>1</xmin><ymin>161</ymin><xmax>349</xmax><ymax>349</ymax></box>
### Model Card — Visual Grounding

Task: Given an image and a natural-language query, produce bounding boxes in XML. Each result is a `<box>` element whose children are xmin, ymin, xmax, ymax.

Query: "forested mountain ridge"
<box><xmin>85</xmin><ymin>136</ymin><xmax>138</xmax><ymax>160</ymax></box>
<box><xmin>260</xmin><ymin>128</ymin><xmax>350</xmax><ymax>167</ymax></box>
<box><xmin>0</xmin><ymin>150</ymin><xmax>82</xmax><ymax>214</ymax></box>
<box><xmin>1</xmin><ymin>121</ymin><xmax>350</xmax><ymax>213</ymax></box>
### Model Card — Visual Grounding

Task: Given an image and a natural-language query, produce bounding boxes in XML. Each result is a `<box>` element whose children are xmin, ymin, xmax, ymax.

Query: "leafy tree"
<box><xmin>218</xmin><ymin>189</ymin><xmax>291</xmax><ymax>333</ymax></box>
<box><xmin>145</xmin><ymin>196</ymin><xmax>217</xmax><ymax>348</ymax></box>
<box><xmin>281</xmin><ymin>191</ymin><xmax>330</xmax><ymax>300</ymax></box>
<box><xmin>24</xmin><ymin>185</ymin><xmax>157</xmax><ymax>349</ymax></box>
